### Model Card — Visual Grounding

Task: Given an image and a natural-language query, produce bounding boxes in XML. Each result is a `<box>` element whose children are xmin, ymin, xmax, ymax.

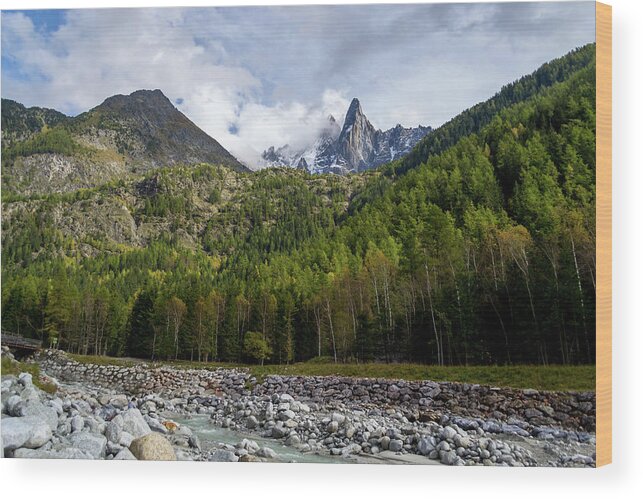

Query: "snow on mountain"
<box><xmin>261</xmin><ymin>99</ymin><xmax>432</xmax><ymax>174</ymax></box>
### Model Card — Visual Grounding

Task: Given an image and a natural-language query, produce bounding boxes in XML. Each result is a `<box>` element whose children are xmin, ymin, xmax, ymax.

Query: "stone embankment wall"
<box><xmin>36</xmin><ymin>350</ymin><xmax>595</xmax><ymax>432</ymax></box>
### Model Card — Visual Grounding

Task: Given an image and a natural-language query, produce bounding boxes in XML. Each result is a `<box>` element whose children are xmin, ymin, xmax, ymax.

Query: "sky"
<box><xmin>1</xmin><ymin>2</ymin><xmax>596</xmax><ymax>166</ymax></box>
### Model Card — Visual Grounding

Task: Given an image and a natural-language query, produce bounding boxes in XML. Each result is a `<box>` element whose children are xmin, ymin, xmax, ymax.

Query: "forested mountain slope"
<box><xmin>389</xmin><ymin>44</ymin><xmax>595</xmax><ymax>178</ymax></box>
<box><xmin>1</xmin><ymin>46</ymin><xmax>596</xmax><ymax>367</ymax></box>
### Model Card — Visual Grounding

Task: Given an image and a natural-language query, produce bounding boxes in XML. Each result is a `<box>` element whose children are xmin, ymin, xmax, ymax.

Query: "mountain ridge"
<box><xmin>1</xmin><ymin>89</ymin><xmax>246</xmax><ymax>196</ymax></box>
<box><xmin>262</xmin><ymin>97</ymin><xmax>431</xmax><ymax>174</ymax></box>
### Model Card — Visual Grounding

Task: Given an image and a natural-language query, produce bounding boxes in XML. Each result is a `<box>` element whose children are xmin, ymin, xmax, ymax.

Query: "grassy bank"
<box><xmin>1</xmin><ymin>357</ymin><xmax>58</xmax><ymax>393</ymax></box>
<box><xmin>247</xmin><ymin>363</ymin><xmax>596</xmax><ymax>392</ymax></box>
<box><xmin>66</xmin><ymin>354</ymin><xmax>595</xmax><ymax>392</ymax></box>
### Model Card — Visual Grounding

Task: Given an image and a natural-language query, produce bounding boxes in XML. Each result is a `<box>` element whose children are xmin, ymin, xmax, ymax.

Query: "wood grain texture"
<box><xmin>596</xmin><ymin>1</ymin><xmax>612</xmax><ymax>468</ymax></box>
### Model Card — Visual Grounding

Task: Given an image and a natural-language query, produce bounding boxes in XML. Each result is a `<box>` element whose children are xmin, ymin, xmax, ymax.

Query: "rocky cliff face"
<box><xmin>262</xmin><ymin>98</ymin><xmax>432</xmax><ymax>174</ymax></box>
<box><xmin>334</xmin><ymin>98</ymin><xmax>378</xmax><ymax>171</ymax></box>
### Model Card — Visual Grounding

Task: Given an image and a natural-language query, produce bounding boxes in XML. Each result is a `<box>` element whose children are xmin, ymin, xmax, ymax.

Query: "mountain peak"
<box><xmin>345</xmin><ymin>98</ymin><xmax>363</xmax><ymax>119</ymax></box>
<box><xmin>97</xmin><ymin>88</ymin><xmax>174</xmax><ymax>113</ymax></box>
<box><xmin>261</xmin><ymin>97</ymin><xmax>431</xmax><ymax>174</ymax></box>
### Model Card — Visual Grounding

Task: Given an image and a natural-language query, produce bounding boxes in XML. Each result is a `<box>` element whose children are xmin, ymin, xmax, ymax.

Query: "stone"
<box><xmin>257</xmin><ymin>447</ymin><xmax>277</xmax><ymax>459</ymax></box>
<box><xmin>20</xmin><ymin>386</ymin><xmax>40</xmax><ymax>403</ymax></box>
<box><xmin>418</xmin><ymin>436</ymin><xmax>436</xmax><ymax>455</ymax></box>
<box><xmin>246</xmin><ymin>415</ymin><xmax>259</xmax><ymax>429</ymax></box>
<box><xmin>144</xmin><ymin>415</ymin><xmax>169</xmax><ymax>434</ymax></box>
<box><xmin>106</xmin><ymin>441</ymin><xmax>123</xmax><ymax>455</ymax></box>
<box><xmin>4</xmin><ymin>395</ymin><xmax>23</xmax><ymax>416</ymax></box>
<box><xmin>119</xmin><ymin>431</ymin><xmax>135</xmax><ymax>448</ymax></box>
<box><xmin>2</xmin><ymin>416</ymin><xmax>52</xmax><ymax>452</ymax></box>
<box><xmin>113</xmin><ymin>448</ymin><xmax>137</xmax><ymax>460</ymax></box>
<box><xmin>121</xmin><ymin>408</ymin><xmax>152</xmax><ymax>438</ymax></box>
<box><xmin>331</xmin><ymin>412</ymin><xmax>346</xmax><ymax>425</ymax></box>
<box><xmin>97</xmin><ymin>405</ymin><xmax>118</xmax><ymax>422</ymax></box>
<box><xmin>70</xmin><ymin>432</ymin><xmax>107</xmax><ymax>459</ymax></box>
<box><xmin>70</xmin><ymin>415</ymin><xmax>84</xmax><ymax>433</ymax></box>
<box><xmin>208</xmin><ymin>449</ymin><xmax>238</xmax><ymax>462</ymax></box>
<box><xmin>524</xmin><ymin>408</ymin><xmax>543</xmax><ymax>419</ymax></box>
<box><xmin>285</xmin><ymin>434</ymin><xmax>301</xmax><ymax>446</ymax></box>
<box><xmin>49</xmin><ymin>398</ymin><xmax>64</xmax><ymax>416</ymax></box>
<box><xmin>105</xmin><ymin>421</ymin><xmax>122</xmax><ymax>444</ymax></box>
<box><xmin>111</xmin><ymin>414</ymin><xmax>124</xmax><ymax>429</ymax></box>
<box><xmin>454</xmin><ymin>435</ymin><xmax>471</xmax><ymax>449</ymax></box>
<box><xmin>441</xmin><ymin>426</ymin><xmax>457</xmax><ymax>440</ymax></box>
<box><xmin>18</xmin><ymin>372</ymin><xmax>33</xmax><ymax>387</ymax></box>
<box><xmin>440</xmin><ymin>449</ymin><xmax>458</xmax><ymax>465</ymax></box>
<box><xmin>278</xmin><ymin>410</ymin><xmax>296</xmax><ymax>421</ymax></box>
<box><xmin>389</xmin><ymin>439</ymin><xmax>404</xmax><ymax>452</ymax></box>
<box><xmin>271</xmin><ymin>425</ymin><xmax>287</xmax><ymax>438</ymax></box>
<box><xmin>16</xmin><ymin>401</ymin><xmax>59</xmax><ymax>433</ymax></box>
<box><xmin>129</xmin><ymin>433</ymin><xmax>176</xmax><ymax>461</ymax></box>
<box><xmin>188</xmin><ymin>434</ymin><xmax>201</xmax><ymax>450</ymax></box>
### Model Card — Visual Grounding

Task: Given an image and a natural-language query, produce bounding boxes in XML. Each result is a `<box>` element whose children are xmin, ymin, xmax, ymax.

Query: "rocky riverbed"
<box><xmin>1</xmin><ymin>348</ymin><xmax>596</xmax><ymax>466</ymax></box>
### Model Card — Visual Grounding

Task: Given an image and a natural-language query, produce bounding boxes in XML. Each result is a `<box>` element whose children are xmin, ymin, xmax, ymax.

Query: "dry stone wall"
<box><xmin>36</xmin><ymin>350</ymin><xmax>595</xmax><ymax>432</ymax></box>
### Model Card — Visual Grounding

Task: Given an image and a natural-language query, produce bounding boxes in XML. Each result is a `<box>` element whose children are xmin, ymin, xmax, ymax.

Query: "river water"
<box><xmin>170</xmin><ymin>414</ymin><xmax>351</xmax><ymax>464</ymax></box>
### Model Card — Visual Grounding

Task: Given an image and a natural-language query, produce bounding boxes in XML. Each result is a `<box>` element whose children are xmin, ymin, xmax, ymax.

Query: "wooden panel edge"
<box><xmin>596</xmin><ymin>1</ymin><xmax>612</xmax><ymax>468</ymax></box>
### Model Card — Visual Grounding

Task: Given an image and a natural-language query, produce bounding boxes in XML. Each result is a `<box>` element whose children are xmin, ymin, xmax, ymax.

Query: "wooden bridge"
<box><xmin>2</xmin><ymin>332</ymin><xmax>42</xmax><ymax>352</ymax></box>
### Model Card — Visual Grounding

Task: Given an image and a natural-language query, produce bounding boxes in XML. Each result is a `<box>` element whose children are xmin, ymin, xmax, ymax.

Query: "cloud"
<box><xmin>1</xmin><ymin>3</ymin><xmax>595</xmax><ymax>168</ymax></box>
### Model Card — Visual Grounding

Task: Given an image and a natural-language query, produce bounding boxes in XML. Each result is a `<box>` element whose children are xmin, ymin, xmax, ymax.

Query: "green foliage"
<box><xmin>1</xmin><ymin>357</ymin><xmax>58</xmax><ymax>394</ymax></box>
<box><xmin>2</xmin><ymin>127</ymin><xmax>82</xmax><ymax>163</ymax></box>
<box><xmin>1</xmin><ymin>45</ymin><xmax>597</xmax><ymax>371</ymax></box>
<box><xmin>243</xmin><ymin>331</ymin><xmax>272</xmax><ymax>364</ymax></box>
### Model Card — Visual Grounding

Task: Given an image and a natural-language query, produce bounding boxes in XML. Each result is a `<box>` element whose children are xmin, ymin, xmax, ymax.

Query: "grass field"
<box><xmin>66</xmin><ymin>354</ymin><xmax>596</xmax><ymax>392</ymax></box>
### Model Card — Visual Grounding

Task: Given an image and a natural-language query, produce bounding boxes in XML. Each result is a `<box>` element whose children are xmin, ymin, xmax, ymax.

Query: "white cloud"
<box><xmin>1</xmin><ymin>9</ymin><xmax>350</xmax><ymax>167</ymax></box>
<box><xmin>1</xmin><ymin>3</ymin><xmax>595</xmax><ymax>168</ymax></box>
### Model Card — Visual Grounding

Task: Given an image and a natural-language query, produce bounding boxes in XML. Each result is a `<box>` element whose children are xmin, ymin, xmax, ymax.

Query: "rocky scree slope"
<box><xmin>1</xmin><ymin>164</ymin><xmax>368</xmax><ymax>259</ymax></box>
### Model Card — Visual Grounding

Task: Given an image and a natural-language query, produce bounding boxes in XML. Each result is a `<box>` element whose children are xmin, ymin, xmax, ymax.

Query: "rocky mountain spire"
<box><xmin>261</xmin><ymin>98</ymin><xmax>432</xmax><ymax>174</ymax></box>
<box><xmin>336</xmin><ymin>98</ymin><xmax>377</xmax><ymax>170</ymax></box>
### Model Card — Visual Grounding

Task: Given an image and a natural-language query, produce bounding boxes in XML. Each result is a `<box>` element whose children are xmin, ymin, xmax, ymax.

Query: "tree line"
<box><xmin>1</xmin><ymin>46</ymin><xmax>597</xmax><ymax>365</ymax></box>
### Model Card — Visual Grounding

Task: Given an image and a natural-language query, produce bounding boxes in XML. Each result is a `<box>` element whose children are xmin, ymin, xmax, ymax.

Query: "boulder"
<box><xmin>113</xmin><ymin>448</ymin><xmax>137</xmax><ymax>460</ymax></box>
<box><xmin>208</xmin><ymin>449</ymin><xmax>238</xmax><ymax>462</ymax></box>
<box><xmin>69</xmin><ymin>432</ymin><xmax>107</xmax><ymax>459</ymax></box>
<box><xmin>417</xmin><ymin>436</ymin><xmax>436</xmax><ymax>455</ymax></box>
<box><xmin>18</xmin><ymin>372</ymin><xmax>33</xmax><ymax>387</ymax></box>
<box><xmin>246</xmin><ymin>415</ymin><xmax>259</xmax><ymax>429</ymax></box>
<box><xmin>129</xmin><ymin>433</ymin><xmax>176</xmax><ymax>461</ymax></box>
<box><xmin>21</xmin><ymin>401</ymin><xmax>59</xmax><ymax>432</ymax></box>
<box><xmin>119</xmin><ymin>431</ymin><xmax>134</xmax><ymax>448</ymax></box>
<box><xmin>389</xmin><ymin>439</ymin><xmax>404</xmax><ymax>452</ymax></box>
<box><xmin>257</xmin><ymin>447</ymin><xmax>277</xmax><ymax>459</ymax></box>
<box><xmin>2</xmin><ymin>416</ymin><xmax>52</xmax><ymax>452</ymax></box>
<box><xmin>105</xmin><ymin>421</ymin><xmax>122</xmax><ymax>444</ymax></box>
<box><xmin>121</xmin><ymin>408</ymin><xmax>151</xmax><ymax>439</ymax></box>
<box><xmin>109</xmin><ymin>395</ymin><xmax>129</xmax><ymax>409</ymax></box>
<box><xmin>144</xmin><ymin>415</ymin><xmax>168</xmax><ymax>434</ymax></box>
<box><xmin>71</xmin><ymin>415</ymin><xmax>85</xmax><ymax>433</ymax></box>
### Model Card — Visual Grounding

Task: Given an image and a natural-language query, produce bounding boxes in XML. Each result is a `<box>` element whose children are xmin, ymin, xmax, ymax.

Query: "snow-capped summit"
<box><xmin>262</xmin><ymin>98</ymin><xmax>432</xmax><ymax>174</ymax></box>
